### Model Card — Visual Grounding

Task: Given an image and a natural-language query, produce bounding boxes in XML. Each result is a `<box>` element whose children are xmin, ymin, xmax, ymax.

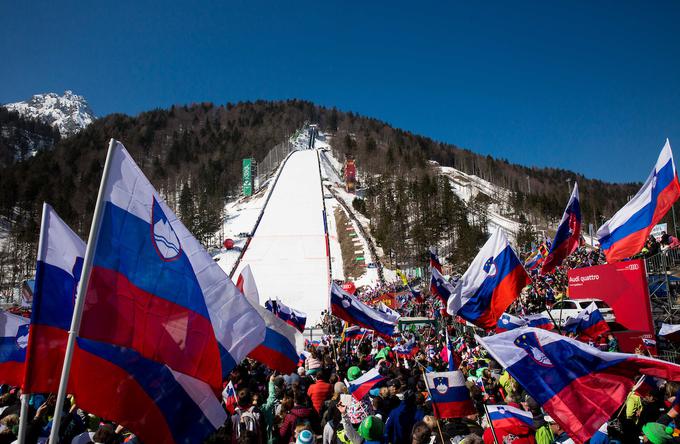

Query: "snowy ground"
<box><xmin>233</xmin><ymin>149</ymin><xmax>329</xmax><ymax>323</ymax></box>
<box><xmin>439</xmin><ymin>164</ymin><xmax>520</xmax><ymax>241</ymax></box>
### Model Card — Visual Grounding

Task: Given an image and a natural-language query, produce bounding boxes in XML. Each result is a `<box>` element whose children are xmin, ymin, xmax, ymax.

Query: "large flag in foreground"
<box><xmin>330</xmin><ymin>283</ymin><xmax>396</xmax><ymax>337</ymax></box>
<box><xmin>0</xmin><ymin>311</ymin><xmax>29</xmax><ymax>387</ymax></box>
<box><xmin>77</xmin><ymin>141</ymin><xmax>265</xmax><ymax>390</ymax></box>
<box><xmin>71</xmin><ymin>337</ymin><xmax>226</xmax><ymax>444</ymax></box>
<box><xmin>477</xmin><ymin>327</ymin><xmax>680</xmax><ymax>443</ymax></box>
<box><xmin>541</xmin><ymin>182</ymin><xmax>581</xmax><ymax>275</ymax></box>
<box><xmin>23</xmin><ymin>203</ymin><xmax>85</xmax><ymax>393</ymax></box>
<box><xmin>598</xmin><ymin>139</ymin><xmax>680</xmax><ymax>262</ymax></box>
<box><xmin>564</xmin><ymin>302</ymin><xmax>610</xmax><ymax>340</ymax></box>
<box><xmin>424</xmin><ymin>370</ymin><xmax>475</xmax><ymax>418</ymax></box>
<box><xmin>447</xmin><ymin>228</ymin><xmax>531</xmax><ymax>329</ymax></box>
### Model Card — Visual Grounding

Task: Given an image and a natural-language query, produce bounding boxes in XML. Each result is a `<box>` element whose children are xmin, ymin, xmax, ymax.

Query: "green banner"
<box><xmin>242</xmin><ymin>158</ymin><xmax>253</xmax><ymax>196</ymax></box>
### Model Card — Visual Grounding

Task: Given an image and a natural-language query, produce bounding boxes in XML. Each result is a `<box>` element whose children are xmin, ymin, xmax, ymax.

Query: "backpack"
<box><xmin>234</xmin><ymin>407</ymin><xmax>262</xmax><ymax>442</ymax></box>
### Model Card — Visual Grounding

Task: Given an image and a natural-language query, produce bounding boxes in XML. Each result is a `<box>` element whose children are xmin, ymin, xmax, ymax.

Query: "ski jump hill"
<box><xmin>233</xmin><ymin>148</ymin><xmax>330</xmax><ymax>323</ymax></box>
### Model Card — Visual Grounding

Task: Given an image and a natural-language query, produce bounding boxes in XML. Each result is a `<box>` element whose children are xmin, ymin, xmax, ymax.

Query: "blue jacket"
<box><xmin>384</xmin><ymin>401</ymin><xmax>424</xmax><ymax>444</ymax></box>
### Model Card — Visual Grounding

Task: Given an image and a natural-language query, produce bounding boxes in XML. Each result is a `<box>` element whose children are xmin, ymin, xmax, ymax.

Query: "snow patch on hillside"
<box><xmin>4</xmin><ymin>91</ymin><xmax>95</xmax><ymax>137</ymax></box>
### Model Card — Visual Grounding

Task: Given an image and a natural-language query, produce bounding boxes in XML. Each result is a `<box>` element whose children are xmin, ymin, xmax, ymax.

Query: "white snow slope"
<box><xmin>234</xmin><ymin>149</ymin><xmax>330</xmax><ymax>323</ymax></box>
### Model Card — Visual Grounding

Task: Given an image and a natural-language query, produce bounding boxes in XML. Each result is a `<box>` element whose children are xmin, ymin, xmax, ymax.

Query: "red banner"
<box><xmin>568</xmin><ymin>259</ymin><xmax>655</xmax><ymax>353</ymax></box>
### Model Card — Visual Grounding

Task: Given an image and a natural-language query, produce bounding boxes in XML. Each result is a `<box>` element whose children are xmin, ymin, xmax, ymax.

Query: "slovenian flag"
<box><xmin>67</xmin><ymin>140</ymin><xmax>263</xmax><ymax>444</ymax></box>
<box><xmin>264</xmin><ymin>299</ymin><xmax>307</xmax><ymax>332</ymax></box>
<box><xmin>598</xmin><ymin>140</ymin><xmax>680</xmax><ymax>263</ymax></box>
<box><xmin>447</xmin><ymin>228</ymin><xmax>531</xmax><ymax>330</ymax></box>
<box><xmin>429</xmin><ymin>247</ymin><xmax>443</xmax><ymax>273</ymax></box>
<box><xmin>330</xmin><ymin>283</ymin><xmax>396</xmax><ymax>338</ymax></box>
<box><xmin>430</xmin><ymin>267</ymin><xmax>454</xmax><ymax>307</ymax></box>
<box><xmin>541</xmin><ymin>183</ymin><xmax>581</xmax><ymax>275</ymax></box>
<box><xmin>343</xmin><ymin>326</ymin><xmax>367</xmax><ymax>341</ymax></box>
<box><xmin>525</xmin><ymin>313</ymin><xmax>555</xmax><ymax>331</ymax></box>
<box><xmin>347</xmin><ymin>368</ymin><xmax>386</xmax><ymax>400</ymax></box>
<box><xmin>394</xmin><ymin>339</ymin><xmax>419</xmax><ymax>359</ymax></box>
<box><xmin>524</xmin><ymin>249</ymin><xmax>543</xmax><ymax>271</ymax></box>
<box><xmin>486</xmin><ymin>404</ymin><xmax>534</xmax><ymax>431</ymax></box>
<box><xmin>236</xmin><ymin>264</ymin><xmax>304</xmax><ymax>373</ymax></box>
<box><xmin>236</xmin><ymin>264</ymin><xmax>260</xmax><ymax>304</ymax></box>
<box><xmin>0</xmin><ymin>311</ymin><xmax>29</xmax><ymax>387</ymax></box>
<box><xmin>477</xmin><ymin>327</ymin><xmax>680</xmax><ymax>444</ymax></box>
<box><xmin>496</xmin><ymin>313</ymin><xmax>527</xmax><ymax>333</ymax></box>
<box><xmin>222</xmin><ymin>381</ymin><xmax>238</xmax><ymax>414</ymax></box>
<box><xmin>564</xmin><ymin>302</ymin><xmax>609</xmax><ymax>340</ymax></box>
<box><xmin>23</xmin><ymin>203</ymin><xmax>85</xmax><ymax>394</ymax></box>
<box><xmin>425</xmin><ymin>370</ymin><xmax>475</xmax><ymax>419</ymax></box>
<box><xmin>76</xmin><ymin>140</ymin><xmax>265</xmax><ymax>391</ymax></box>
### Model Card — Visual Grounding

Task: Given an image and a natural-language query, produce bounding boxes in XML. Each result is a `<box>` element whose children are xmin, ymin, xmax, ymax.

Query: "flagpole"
<box><xmin>483</xmin><ymin>404</ymin><xmax>500</xmax><ymax>444</ymax></box>
<box><xmin>18</xmin><ymin>203</ymin><xmax>50</xmax><ymax>444</ymax></box>
<box><xmin>420</xmin><ymin>370</ymin><xmax>446</xmax><ymax>444</ymax></box>
<box><xmin>49</xmin><ymin>139</ymin><xmax>118</xmax><ymax>444</ymax></box>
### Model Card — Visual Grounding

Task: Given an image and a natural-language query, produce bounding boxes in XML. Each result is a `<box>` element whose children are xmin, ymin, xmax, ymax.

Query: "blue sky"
<box><xmin>2</xmin><ymin>1</ymin><xmax>679</xmax><ymax>183</ymax></box>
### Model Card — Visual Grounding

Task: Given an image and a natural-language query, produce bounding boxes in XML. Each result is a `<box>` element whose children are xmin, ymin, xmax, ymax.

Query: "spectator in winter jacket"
<box><xmin>384</xmin><ymin>391</ymin><xmax>425</xmax><ymax>444</ymax></box>
<box><xmin>279</xmin><ymin>391</ymin><xmax>321</xmax><ymax>444</ymax></box>
<box><xmin>308</xmin><ymin>370</ymin><xmax>333</xmax><ymax>414</ymax></box>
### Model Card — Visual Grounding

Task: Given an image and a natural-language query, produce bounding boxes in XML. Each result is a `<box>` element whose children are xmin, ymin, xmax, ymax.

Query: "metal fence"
<box><xmin>255</xmin><ymin>140</ymin><xmax>295</xmax><ymax>191</ymax></box>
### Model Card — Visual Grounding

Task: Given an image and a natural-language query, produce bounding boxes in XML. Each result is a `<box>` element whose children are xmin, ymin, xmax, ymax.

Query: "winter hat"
<box><xmin>334</xmin><ymin>381</ymin><xmax>347</xmax><ymax>394</ymax></box>
<box><xmin>642</xmin><ymin>423</ymin><xmax>675</xmax><ymax>444</ymax></box>
<box><xmin>358</xmin><ymin>415</ymin><xmax>384</xmax><ymax>441</ymax></box>
<box><xmin>296</xmin><ymin>429</ymin><xmax>315</xmax><ymax>444</ymax></box>
<box><xmin>347</xmin><ymin>366</ymin><xmax>362</xmax><ymax>381</ymax></box>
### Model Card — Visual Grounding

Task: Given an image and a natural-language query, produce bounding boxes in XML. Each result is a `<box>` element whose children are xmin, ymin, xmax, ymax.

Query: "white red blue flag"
<box><xmin>439</xmin><ymin>330</ymin><xmax>459</xmax><ymax>370</ymax></box>
<box><xmin>524</xmin><ymin>313</ymin><xmax>554</xmax><ymax>331</ymax></box>
<box><xmin>541</xmin><ymin>182</ymin><xmax>581</xmax><ymax>274</ymax></box>
<box><xmin>265</xmin><ymin>299</ymin><xmax>307</xmax><ymax>332</ymax></box>
<box><xmin>425</xmin><ymin>370</ymin><xmax>475</xmax><ymax>419</ymax></box>
<box><xmin>222</xmin><ymin>380</ymin><xmax>238</xmax><ymax>414</ymax></box>
<box><xmin>375</xmin><ymin>302</ymin><xmax>401</xmax><ymax>323</ymax></box>
<box><xmin>496</xmin><ymin>313</ymin><xmax>527</xmax><ymax>333</ymax></box>
<box><xmin>77</xmin><ymin>141</ymin><xmax>265</xmax><ymax>391</ymax></box>
<box><xmin>0</xmin><ymin>311</ymin><xmax>29</xmax><ymax>387</ymax></box>
<box><xmin>23</xmin><ymin>203</ymin><xmax>85</xmax><ymax>394</ymax></box>
<box><xmin>563</xmin><ymin>302</ymin><xmax>609</xmax><ymax>340</ymax></box>
<box><xmin>446</xmin><ymin>228</ymin><xmax>531</xmax><ymax>330</ymax></box>
<box><xmin>598</xmin><ymin>140</ymin><xmax>680</xmax><ymax>262</ymax></box>
<box><xmin>343</xmin><ymin>326</ymin><xmax>367</xmax><ymax>341</ymax></box>
<box><xmin>477</xmin><ymin>327</ymin><xmax>680</xmax><ymax>444</ymax></box>
<box><xmin>330</xmin><ymin>283</ymin><xmax>396</xmax><ymax>338</ymax></box>
<box><xmin>347</xmin><ymin>367</ymin><xmax>386</xmax><ymax>400</ymax></box>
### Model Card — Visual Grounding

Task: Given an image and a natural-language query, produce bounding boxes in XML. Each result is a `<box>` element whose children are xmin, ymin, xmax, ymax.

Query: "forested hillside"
<box><xmin>0</xmin><ymin>99</ymin><xmax>642</xmax><ymax>294</ymax></box>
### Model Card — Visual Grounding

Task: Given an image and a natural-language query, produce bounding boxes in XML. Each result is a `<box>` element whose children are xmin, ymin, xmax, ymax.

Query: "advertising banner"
<box><xmin>242</xmin><ymin>158</ymin><xmax>253</xmax><ymax>196</ymax></box>
<box><xmin>568</xmin><ymin>259</ymin><xmax>655</xmax><ymax>353</ymax></box>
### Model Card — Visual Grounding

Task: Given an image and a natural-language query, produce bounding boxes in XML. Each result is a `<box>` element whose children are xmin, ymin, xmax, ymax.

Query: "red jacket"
<box><xmin>307</xmin><ymin>380</ymin><xmax>333</xmax><ymax>413</ymax></box>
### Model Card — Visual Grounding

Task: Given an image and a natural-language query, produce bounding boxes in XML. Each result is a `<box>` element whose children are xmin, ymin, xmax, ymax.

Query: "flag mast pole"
<box><xmin>17</xmin><ymin>203</ymin><xmax>50</xmax><ymax>444</ymax></box>
<box><xmin>49</xmin><ymin>139</ymin><xmax>118</xmax><ymax>444</ymax></box>
<box><xmin>483</xmin><ymin>404</ymin><xmax>500</xmax><ymax>444</ymax></box>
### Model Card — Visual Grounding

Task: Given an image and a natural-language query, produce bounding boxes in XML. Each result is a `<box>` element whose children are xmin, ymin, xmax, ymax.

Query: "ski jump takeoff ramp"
<box><xmin>235</xmin><ymin>149</ymin><xmax>329</xmax><ymax>323</ymax></box>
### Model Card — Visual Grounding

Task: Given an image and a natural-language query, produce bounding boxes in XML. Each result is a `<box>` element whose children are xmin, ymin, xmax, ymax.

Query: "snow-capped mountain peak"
<box><xmin>4</xmin><ymin>91</ymin><xmax>95</xmax><ymax>137</ymax></box>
